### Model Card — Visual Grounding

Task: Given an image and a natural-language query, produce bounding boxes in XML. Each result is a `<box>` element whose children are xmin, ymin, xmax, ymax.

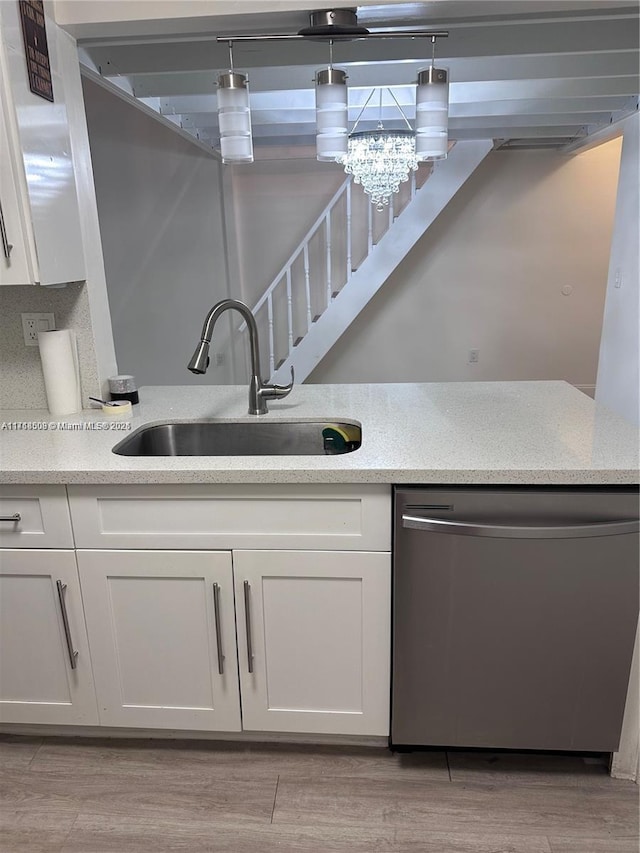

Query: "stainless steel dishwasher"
<box><xmin>392</xmin><ymin>486</ymin><xmax>639</xmax><ymax>751</ymax></box>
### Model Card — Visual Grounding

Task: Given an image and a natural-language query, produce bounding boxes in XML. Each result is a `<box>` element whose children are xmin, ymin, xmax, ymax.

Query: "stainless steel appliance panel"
<box><xmin>392</xmin><ymin>487</ymin><xmax>639</xmax><ymax>751</ymax></box>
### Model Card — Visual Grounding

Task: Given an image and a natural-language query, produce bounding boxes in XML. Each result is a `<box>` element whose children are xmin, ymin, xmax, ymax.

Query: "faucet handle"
<box><xmin>263</xmin><ymin>366</ymin><xmax>295</xmax><ymax>400</ymax></box>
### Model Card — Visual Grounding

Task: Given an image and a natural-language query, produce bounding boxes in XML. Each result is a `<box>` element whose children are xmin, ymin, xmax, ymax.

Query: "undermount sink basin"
<box><xmin>112</xmin><ymin>420</ymin><xmax>361</xmax><ymax>457</ymax></box>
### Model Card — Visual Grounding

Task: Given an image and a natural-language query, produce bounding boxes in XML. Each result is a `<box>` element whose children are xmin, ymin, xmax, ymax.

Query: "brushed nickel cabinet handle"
<box><xmin>243</xmin><ymin>580</ymin><xmax>254</xmax><ymax>674</ymax></box>
<box><xmin>56</xmin><ymin>580</ymin><xmax>78</xmax><ymax>670</ymax></box>
<box><xmin>0</xmin><ymin>513</ymin><xmax>20</xmax><ymax>522</ymax></box>
<box><xmin>0</xmin><ymin>199</ymin><xmax>13</xmax><ymax>259</ymax></box>
<box><xmin>402</xmin><ymin>514</ymin><xmax>640</xmax><ymax>539</ymax></box>
<box><xmin>212</xmin><ymin>582</ymin><xmax>224</xmax><ymax>675</ymax></box>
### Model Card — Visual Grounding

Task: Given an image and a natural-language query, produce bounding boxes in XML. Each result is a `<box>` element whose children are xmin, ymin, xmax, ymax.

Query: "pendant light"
<box><xmin>415</xmin><ymin>37</ymin><xmax>449</xmax><ymax>161</ymax></box>
<box><xmin>217</xmin><ymin>43</ymin><xmax>253</xmax><ymax>163</ymax></box>
<box><xmin>315</xmin><ymin>40</ymin><xmax>348</xmax><ymax>162</ymax></box>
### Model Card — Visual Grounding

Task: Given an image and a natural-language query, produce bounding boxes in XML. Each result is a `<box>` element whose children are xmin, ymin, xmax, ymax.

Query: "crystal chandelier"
<box><xmin>338</xmin><ymin>128</ymin><xmax>418</xmax><ymax>209</ymax></box>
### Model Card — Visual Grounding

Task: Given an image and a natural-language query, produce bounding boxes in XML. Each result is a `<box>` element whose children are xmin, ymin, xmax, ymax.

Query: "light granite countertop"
<box><xmin>0</xmin><ymin>381</ymin><xmax>637</xmax><ymax>485</ymax></box>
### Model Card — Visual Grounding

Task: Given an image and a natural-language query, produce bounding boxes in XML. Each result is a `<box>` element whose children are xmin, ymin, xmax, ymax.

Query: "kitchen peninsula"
<box><xmin>0</xmin><ymin>380</ymin><xmax>637</xmax><ymax>751</ymax></box>
<box><xmin>0</xmin><ymin>381</ymin><xmax>637</xmax><ymax>484</ymax></box>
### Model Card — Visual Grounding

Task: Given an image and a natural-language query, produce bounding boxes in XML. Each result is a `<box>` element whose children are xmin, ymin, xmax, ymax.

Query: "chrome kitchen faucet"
<box><xmin>188</xmin><ymin>299</ymin><xmax>294</xmax><ymax>415</ymax></box>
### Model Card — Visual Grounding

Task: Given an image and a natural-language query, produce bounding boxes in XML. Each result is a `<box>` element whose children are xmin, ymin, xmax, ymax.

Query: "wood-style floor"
<box><xmin>0</xmin><ymin>735</ymin><xmax>637</xmax><ymax>852</ymax></box>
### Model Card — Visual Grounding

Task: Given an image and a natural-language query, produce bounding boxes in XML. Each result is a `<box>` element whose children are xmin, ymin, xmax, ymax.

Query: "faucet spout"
<box><xmin>188</xmin><ymin>299</ymin><xmax>294</xmax><ymax>415</ymax></box>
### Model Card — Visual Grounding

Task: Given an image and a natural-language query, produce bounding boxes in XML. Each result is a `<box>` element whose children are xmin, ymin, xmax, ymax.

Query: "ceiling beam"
<box><xmin>81</xmin><ymin>15</ymin><xmax>638</xmax><ymax>76</ymax></box>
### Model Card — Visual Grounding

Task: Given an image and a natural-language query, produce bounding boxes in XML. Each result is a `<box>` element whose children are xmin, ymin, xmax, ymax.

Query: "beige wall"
<box><xmin>308</xmin><ymin>141</ymin><xmax>622</xmax><ymax>391</ymax></box>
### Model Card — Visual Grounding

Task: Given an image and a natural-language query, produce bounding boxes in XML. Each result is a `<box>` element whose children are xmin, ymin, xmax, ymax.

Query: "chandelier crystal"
<box><xmin>337</xmin><ymin>129</ymin><xmax>419</xmax><ymax>209</ymax></box>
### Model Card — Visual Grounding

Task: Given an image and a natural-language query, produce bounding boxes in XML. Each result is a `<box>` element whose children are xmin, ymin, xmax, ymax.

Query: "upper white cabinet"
<box><xmin>0</xmin><ymin>549</ymin><xmax>99</xmax><ymax>725</ymax></box>
<box><xmin>0</xmin><ymin>1</ymin><xmax>85</xmax><ymax>286</ymax></box>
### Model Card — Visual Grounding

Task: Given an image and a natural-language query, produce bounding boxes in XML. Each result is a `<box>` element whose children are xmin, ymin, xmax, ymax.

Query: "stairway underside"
<box><xmin>270</xmin><ymin>139</ymin><xmax>493</xmax><ymax>385</ymax></box>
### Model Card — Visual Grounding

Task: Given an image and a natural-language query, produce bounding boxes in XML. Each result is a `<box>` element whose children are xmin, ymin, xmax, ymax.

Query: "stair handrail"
<box><xmin>237</xmin><ymin>174</ymin><xmax>353</xmax><ymax>332</ymax></box>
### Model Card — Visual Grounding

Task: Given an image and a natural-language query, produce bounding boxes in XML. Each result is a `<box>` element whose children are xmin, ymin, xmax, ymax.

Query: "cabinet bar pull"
<box><xmin>402</xmin><ymin>514</ymin><xmax>640</xmax><ymax>540</ymax></box>
<box><xmin>0</xmin><ymin>513</ymin><xmax>20</xmax><ymax>522</ymax></box>
<box><xmin>212</xmin><ymin>582</ymin><xmax>224</xmax><ymax>675</ymax></box>
<box><xmin>56</xmin><ymin>580</ymin><xmax>78</xmax><ymax>670</ymax></box>
<box><xmin>243</xmin><ymin>580</ymin><xmax>254</xmax><ymax>674</ymax></box>
<box><xmin>0</xmin><ymin>199</ymin><xmax>13</xmax><ymax>259</ymax></box>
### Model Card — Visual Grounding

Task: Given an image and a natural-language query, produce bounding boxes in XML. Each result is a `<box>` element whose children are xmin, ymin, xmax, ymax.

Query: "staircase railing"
<box><xmin>238</xmin><ymin>165</ymin><xmax>428</xmax><ymax>380</ymax></box>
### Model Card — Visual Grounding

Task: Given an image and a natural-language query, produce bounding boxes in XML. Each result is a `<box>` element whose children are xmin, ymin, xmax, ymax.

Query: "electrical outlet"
<box><xmin>214</xmin><ymin>352</ymin><xmax>225</xmax><ymax>367</ymax></box>
<box><xmin>21</xmin><ymin>313</ymin><xmax>55</xmax><ymax>346</ymax></box>
<box><xmin>468</xmin><ymin>349</ymin><xmax>479</xmax><ymax>364</ymax></box>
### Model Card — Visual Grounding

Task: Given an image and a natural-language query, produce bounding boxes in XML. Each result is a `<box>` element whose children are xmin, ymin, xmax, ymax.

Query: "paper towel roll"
<box><xmin>38</xmin><ymin>329</ymin><xmax>81</xmax><ymax>416</ymax></box>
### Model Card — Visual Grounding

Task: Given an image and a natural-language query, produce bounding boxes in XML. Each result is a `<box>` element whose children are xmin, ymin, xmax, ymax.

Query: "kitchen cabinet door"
<box><xmin>0</xmin><ymin>2</ymin><xmax>86</xmax><ymax>286</ymax></box>
<box><xmin>77</xmin><ymin>550</ymin><xmax>241</xmax><ymax>731</ymax></box>
<box><xmin>0</xmin><ymin>76</ymin><xmax>34</xmax><ymax>286</ymax></box>
<box><xmin>0</xmin><ymin>549</ymin><xmax>98</xmax><ymax>724</ymax></box>
<box><xmin>234</xmin><ymin>550</ymin><xmax>390</xmax><ymax>736</ymax></box>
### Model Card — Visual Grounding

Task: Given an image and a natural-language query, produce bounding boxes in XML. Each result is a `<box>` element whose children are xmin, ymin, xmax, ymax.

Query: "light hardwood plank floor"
<box><xmin>0</xmin><ymin>736</ymin><xmax>637</xmax><ymax>853</ymax></box>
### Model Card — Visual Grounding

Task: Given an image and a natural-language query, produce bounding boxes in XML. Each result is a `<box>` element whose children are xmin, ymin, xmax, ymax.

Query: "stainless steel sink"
<box><xmin>112</xmin><ymin>420</ymin><xmax>361</xmax><ymax>456</ymax></box>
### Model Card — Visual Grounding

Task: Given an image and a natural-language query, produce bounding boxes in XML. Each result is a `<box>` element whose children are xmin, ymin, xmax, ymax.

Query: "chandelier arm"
<box><xmin>349</xmin><ymin>88</ymin><xmax>377</xmax><ymax>137</ymax></box>
<box><xmin>387</xmin><ymin>88</ymin><xmax>413</xmax><ymax>132</ymax></box>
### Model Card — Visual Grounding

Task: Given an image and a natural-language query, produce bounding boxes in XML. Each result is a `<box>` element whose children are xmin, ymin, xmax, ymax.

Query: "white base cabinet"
<box><xmin>0</xmin><ymin>550</ymin><xmax>98</xmax><ymax>725</ymax></box>
<box><xmin>1</xmin><ymin>485</ymin><xmax>392</xmax><ymax>738</ymax></box>
<box><xmin>76</xmin><ymin>550</ymin><xmax>242</xmax><ymax>732</ymax></box>
<box><xmin>235</xmin><ymin>550</ymin><xmax>390</xmax><ymax>736</ymax></box>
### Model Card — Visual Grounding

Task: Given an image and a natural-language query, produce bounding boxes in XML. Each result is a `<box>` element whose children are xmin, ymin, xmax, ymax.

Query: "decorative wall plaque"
<box><xmin>19</xmin><ymin>0</ymin><xmax>53</xmax><ymax>102</ymax></box>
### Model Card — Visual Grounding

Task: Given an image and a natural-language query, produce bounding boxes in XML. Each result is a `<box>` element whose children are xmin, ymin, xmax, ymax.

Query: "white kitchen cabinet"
<box><xmin>0</xmin><ymin>74</ymin><xmax>35</xmax><ymax>285</ymax></box>
<box><xmin>0</xmin><ymin>549</ymin><xmax>98</xmax><ymax>725</ymax></box>
<box><xmin>233</xmin><ymin>550</ymin><xmax>391</xmax><ymax>736</ymax></box>
<box><xmin>0</xmin><ymin>1</ymin><xmax>85</xmax><ymax>286</ymax></box>
<box><xmin>76</xmin><ymin>549</ymin><xmax>242</xmax><ymax>731</ymax></box>
<box><xmin>67</xmin><ymin>484</ymin><xmax>391</xmax><ymax>552</ymax></box>
<box><xmin>0</xmin><ymin>485</ymin><xmax>74</xmax><ymax>548</ymax></box>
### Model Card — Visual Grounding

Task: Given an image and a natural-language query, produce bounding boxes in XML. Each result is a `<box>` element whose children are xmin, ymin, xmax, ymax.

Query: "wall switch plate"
<box><xmin>468</xmin><ymin>349</ymin><xmax>479</xmax><ymax>364</ymax></box>
<box><xmin>21</xmin><ymin>313</ymin><xmax>55</xmax><ymax>346</ymax></box>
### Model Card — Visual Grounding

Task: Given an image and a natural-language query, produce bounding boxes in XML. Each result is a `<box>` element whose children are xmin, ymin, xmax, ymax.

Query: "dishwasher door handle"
<box><xmin>401</xmin><ymin>514</ymin><xmax>640</xmax><ymax>539</ymax></box>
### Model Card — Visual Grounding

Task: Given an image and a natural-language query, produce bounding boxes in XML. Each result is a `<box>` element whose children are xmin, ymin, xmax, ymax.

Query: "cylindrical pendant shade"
<box><xmin>415</xmin><ymin>67</ymin><xmax>449</xmax><ymax>161</ymax></box>
<box><xmin>316</xmin><ymin>68</ymin><xmax>348</xmax><ymax>162</ymax></box>
<box><xmin>218</xmin><ymin>71</ymin><xmax>254</xmax><ymax>163</ymax></box>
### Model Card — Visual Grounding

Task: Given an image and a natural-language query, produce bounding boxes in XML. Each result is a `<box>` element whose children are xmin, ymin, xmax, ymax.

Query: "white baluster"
<box><xmin>303</xmin><ymin>243</ymin><xmax>312</xmax><ymax>332</ymax></box>
<box><xmin>267</xmin><ymin>293</ymin><xmax>275</xmax><ymax>376</ymax></box>
<box><xmin>346</xmin><ymin>181</ymin><xmax>352</xmax><ymax>283</ymax></box>
<box><xmin>286</xmin><ymin>267</ymin><xmax>293</xmax><ymax>355</ymax></box>
<box><xmin>325</xmin><ymin>211</ymin><xmax>332</xmax><ymax>305</ymax></box>
<box><xmin>410</xmin><ymin>170</ymin><xmax>417</xmax><ymax>200</ymax></box>
<box><xmin>367</xmin><ymin>200</ymin><xmax>373</xmax><ymax>255</ymax></box>
<box><xmin>388</xmin><ymin>193</ymin><xmax>394</xmax><ymax>229</ymax></box>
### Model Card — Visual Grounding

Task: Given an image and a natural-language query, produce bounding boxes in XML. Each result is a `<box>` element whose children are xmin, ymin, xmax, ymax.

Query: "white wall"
<box><xmin>229</xmin><ymin>156</ymin><xmax>345</xmax><ymax>310</ymax></box>
<box><xmin>82</xmin><ymin>78</ymin><xmax>234</xmax><ymax>387</ymax></box>
<box><xmin>595</xmin><ymin>113</ymin><xmax>640</xmax><ymax>426</ymax></box>
<box><xmin>307</xmin><ymin>142</ymin><xmax>622</xmax><ymax>391</ymax></box>
<box><xmin>594</xmin><ymin>112</ymin><xmax>640</xmax><ymax>786</ymax></box>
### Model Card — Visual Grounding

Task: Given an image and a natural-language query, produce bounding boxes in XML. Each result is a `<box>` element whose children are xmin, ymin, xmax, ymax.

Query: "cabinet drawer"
<box><xmin>68</xmin><ymin>484</ymin><xmax>391</xmax><ymax>551</ymax></box>
<box><xmin>0</xmin><ymin>486</ymin><xmax>73</xmax><ymax>548</ymax></box>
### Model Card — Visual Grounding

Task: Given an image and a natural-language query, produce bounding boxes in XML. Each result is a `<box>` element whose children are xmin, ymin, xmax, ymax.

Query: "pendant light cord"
<box><xmin>387</xmin><ymin>88</ymin><xmax>413</xmax><ymax>132</ymax></box>
<box><xmin>349</xmin><ymin>88</ymin><xmax>377</xmax><ymax>136</ymax></box>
